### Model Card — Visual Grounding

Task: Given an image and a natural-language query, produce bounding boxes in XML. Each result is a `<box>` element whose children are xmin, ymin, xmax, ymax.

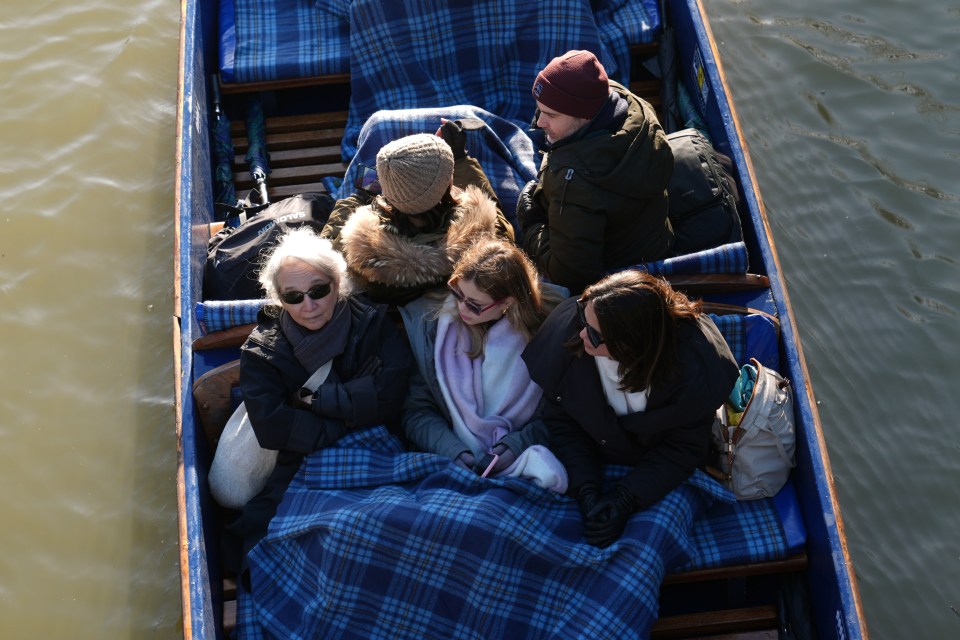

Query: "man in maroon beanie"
<box><xmin>517</xmin><ymin>49</ymin><xmax>675</xmax><ymax>294</ymax></box>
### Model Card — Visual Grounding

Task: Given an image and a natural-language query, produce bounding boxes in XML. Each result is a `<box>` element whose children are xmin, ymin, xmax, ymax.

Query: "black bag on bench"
<box><xmin>203</xmin><ymin>192</ymin><xmax>334</xmax><ymax>301</ymax></box>
<box><xmin>666</xmin><ymin>128</ymin><xmax>744</xmax><ymax>255</ymax></box>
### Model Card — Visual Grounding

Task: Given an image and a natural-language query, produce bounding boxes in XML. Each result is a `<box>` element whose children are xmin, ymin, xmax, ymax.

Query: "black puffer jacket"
<box><xmin>521</xmin><ymin>297</ymin><xmax>738</xmax><ymax>510</ymax></box>
<box><xmin>226</xmin><ymin>295</ymin><xmax>412</xmax><ymax>572</ymax></box>
<box><xmin>520</xmin><ymin>82</ymin><xmax>675</xmax><ymax>295</ymax></box>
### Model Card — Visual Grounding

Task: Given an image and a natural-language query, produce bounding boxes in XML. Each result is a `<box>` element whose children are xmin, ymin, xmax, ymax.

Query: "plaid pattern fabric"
<box><xmin>235</xmin><ymin>426</ymin><xmax>729</xmax><ymax>639</ymax></box>
<box><xmin>709</xmin><ymin>312</ymin><xmax>781</xmax><ymax>370</ymax></box>
<box><xmin>710</xmin><ymin>313</ymin><xmax>747</xmax><ymax>366</ymax></box>
<box><xmin>226</xmin><ymin>0</ymin><xmax>351</xmax><ymax>83</ymax></box>
<box><xmin>235</xmin><ymin>427</ymin><xmax>794</xmax><ymax>639</ymax></box>
<box><xmin>223</xmin><ymin>0</ymin><xmax>661</xmax><ymax>88</ymax></box>
<box><xmin>593</xmin><ymin>0</ymin><xmax>661</xmax><ymax>82</ymax></box>
<box><xmin>635</xmin><ymin>241</ymin><xmax>750</xmax><ymax>276</ymax></box>
<box><xmin>332</xmin><ymin>107</ymin><xmax>539</xmax><ymax>234</ymax></box>
<box><xmin>194</xmin><ymin>299</ymin><xmax>263</xmax><ymax>335</ymax></box>
<box><xmin>680</xmin><ymin>496</ymin><xmax>792</xmax><ymax>571</ymax></box>
<box><xmin>342</xmin><ymin>0</ymin><xmax>609</xmax><ymax>164</ymax></box>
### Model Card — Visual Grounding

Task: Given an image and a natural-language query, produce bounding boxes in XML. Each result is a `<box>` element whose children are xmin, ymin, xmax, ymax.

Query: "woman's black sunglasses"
<box><xmin>576</xmin><ymin>298</ymin><xmax>604</xmax><ymax>348</ymax></box>
<box><xmin>279</xmin><ymin>282</ymin><xmax>332</xmax><ymax>305</ymax></box>
<box><xmin>448</xmin><ymin>284</ymin><xmax>503</xmax><ymax>316</ymax></box>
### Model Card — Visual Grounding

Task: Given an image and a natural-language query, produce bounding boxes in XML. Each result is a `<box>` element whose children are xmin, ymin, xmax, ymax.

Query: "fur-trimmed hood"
<box><xmin>339</xmin><ymin>185</ymin><xmax>501</xmax><ymax>296</ymax></box>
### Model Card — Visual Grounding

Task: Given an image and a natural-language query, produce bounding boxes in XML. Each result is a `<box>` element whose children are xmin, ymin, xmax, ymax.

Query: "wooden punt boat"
<box><xmin>174</xmin><ymin>1</ymin><xmax>868</xmax><ymax>637</ymax></box>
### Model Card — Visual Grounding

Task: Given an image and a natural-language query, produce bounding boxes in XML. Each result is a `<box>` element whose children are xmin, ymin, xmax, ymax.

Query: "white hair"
<box><xmin>258</xmin><ymin>227</ymin><xmax>352</xmax><ymax>304</ymax></box>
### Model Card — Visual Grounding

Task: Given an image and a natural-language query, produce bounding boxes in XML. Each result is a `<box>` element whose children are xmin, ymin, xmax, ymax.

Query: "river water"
<box><xmin>0</xmin><ymin>1</ymin><xmax>955</xmax><ymax>638</ymax></box>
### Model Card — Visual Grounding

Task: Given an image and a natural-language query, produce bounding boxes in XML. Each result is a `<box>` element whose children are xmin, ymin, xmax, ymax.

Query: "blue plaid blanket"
<box><xmin>221</xmin><ymin>0</ymin><xmax>351</xmax><ymax>83</ymax></box>
<box><xmin>342</xmin><ymin>0</ymin><xmax>611</xmax><ymax>165</ymax></box>
<box><xmin>237</xmin><ymin>427</ymin><xmax>724</xmax><ymax>639</ymax></box>
<box><xmin>593</xmin><ymin>0</ymin><xmax>661</xmax><ymax>82</ymax></box>
<box><xmin>634</xmin><ymin>241</ymin><xmax>750</xmax><ymax>276</ymax></box>
<box><xmin>235</xmin><ymin>426</ymin><xmax>797</xmax><ymax>639</ymax></box>
<box><xmin>220</xmin><ymin>0</ymin><xmax>661</xmax><ymax>89</ymax></box>
<box><xmin>332</xmin><ymin>107</ymin><xmax>539</xmax><ymax>233</ymax></box>
<box><xmin>221</xmin><ymin>0</ymin><xmax>660</xmax><ymax>86</ymax></box>
<box><xmin>194</xmin><ymin>299</ymin><xmax>263</xmax><ymax>335</ymax></box>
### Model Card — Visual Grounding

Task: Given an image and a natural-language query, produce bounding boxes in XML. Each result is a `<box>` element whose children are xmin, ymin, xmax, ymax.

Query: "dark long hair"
<box><xmin>582</xmin><ymin>270</ymin><xmax>702</xmax><ymax>393</ymax></box>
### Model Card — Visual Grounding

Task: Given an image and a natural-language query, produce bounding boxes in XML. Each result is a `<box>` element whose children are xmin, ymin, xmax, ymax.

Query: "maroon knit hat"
<box><xmin>532</xmin><ymin>50</ymin><xmax>609</xmax><ymax>119</ymax></box>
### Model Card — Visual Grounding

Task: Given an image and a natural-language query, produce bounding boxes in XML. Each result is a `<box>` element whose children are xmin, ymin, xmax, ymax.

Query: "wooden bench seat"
<box><xmin>231</xmin><ymin>111</ymin><xmax>349</xmax><ymax>199</ymax></box>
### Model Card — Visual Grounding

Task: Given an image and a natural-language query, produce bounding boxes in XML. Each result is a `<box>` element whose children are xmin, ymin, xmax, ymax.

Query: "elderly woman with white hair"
<box><xmin>224</xmin><ymin>226</ymin><xmax>412</xmax><ymax>580</ymax></box>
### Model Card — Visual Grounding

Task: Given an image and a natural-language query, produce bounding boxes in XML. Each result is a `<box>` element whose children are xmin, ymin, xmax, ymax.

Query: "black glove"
<box><xmin>574</xmin><ymin>482</ymin><xmax>602</xmax><ymax>520</ymax></box>
<box><xmin>289</xmin><ymin>387</ymin><xmax>313</xmax><ymax>410</ymax></box>
<box><xmin>583</xmin><ymin>485</ymin><xmax>637</xmax><ymax>548</ymax></box>
<box><xmin>515</xmin><ymin>179</ymin><xmax>546</xmax><ymax>230</ymax></box>
<box><xmin>437</xmin><ymin>119</ymin><xmax>468</xmax><ymax>159</ymax></box>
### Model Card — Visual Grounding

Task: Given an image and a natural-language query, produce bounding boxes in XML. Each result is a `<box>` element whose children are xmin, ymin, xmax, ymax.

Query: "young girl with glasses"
<box><xmin>521</xmin><ymin>270</ymin><xmax>739</xmax><ymax>547</ymax></box>
<box><xmin>399</xmin><ymin>238</ymin><xmax>568</xmax><ymax>491</ymax></box>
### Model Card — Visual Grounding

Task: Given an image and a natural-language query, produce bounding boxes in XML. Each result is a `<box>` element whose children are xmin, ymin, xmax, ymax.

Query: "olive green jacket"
<box><xmin>520</xmin><ymin>81</ymin><xmax>674</xmax><ymax>294</ymax></box>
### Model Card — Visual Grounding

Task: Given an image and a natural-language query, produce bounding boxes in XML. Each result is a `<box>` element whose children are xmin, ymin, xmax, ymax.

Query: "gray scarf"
<box><xmin>280</xmin><ymin>300</ymin><xmax>352</xmax><ymax>375</ymax></box>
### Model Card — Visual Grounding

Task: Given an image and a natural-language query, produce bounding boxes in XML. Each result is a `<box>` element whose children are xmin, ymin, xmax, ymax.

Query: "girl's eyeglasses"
<box><xmin>279</xmin><ymin>282</ymin><xmax>332</xmax><ymax>305</ymax></box>
<box><xmin>576</xmin><ymin>298</ymin><xmax>605</xmax><ymax>348</ymax></box>
<box><xmin>448</xmin><ymin>284</ymin><xmax>503</xmax><ymax>316</ymax></box>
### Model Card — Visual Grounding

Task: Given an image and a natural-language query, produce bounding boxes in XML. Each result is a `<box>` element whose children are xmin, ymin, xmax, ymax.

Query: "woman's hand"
<box><xmin>489</xmin><ymin>444</ymin><xmax>517</xmax><ymax>474</ymax></box>
<box><xmin>583</xmin><ymin>485</ymin><xmax>637</xmax><ymax>548</ymax></box>
<box><xmin>454</xmin><ymin>451</ymin><xmax>475</xmax><ymax>470</ymax></box>
<box><xmin>289</xmin><ymin>387</ymin><xmax>313</xmax><ymax>410</ymax></box>
<box><xmin>574</xmin><ymin>483</ymin><xmax>602</xmax><ymax>520</ymax></box>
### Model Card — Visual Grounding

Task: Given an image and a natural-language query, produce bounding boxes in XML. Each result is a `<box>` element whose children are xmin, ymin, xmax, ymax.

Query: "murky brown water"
<box><xmin>0</xmin><ymin>1</ymin><xmax>956</xmax><ymax>638</ymax></box>
<box><xmin>0</xmin><ymin>1</ymin><xmax>179</xmax><ymax>637</ymax></box>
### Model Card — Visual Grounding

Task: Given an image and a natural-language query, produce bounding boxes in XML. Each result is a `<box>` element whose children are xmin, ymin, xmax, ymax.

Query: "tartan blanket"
<box><xmin>236</xmin><ymin>425</ymin><xmax>798</xmax><ymax>639</ymax></box>
<box><xmin>593</xmin><ymin>0</ymin><xmax>662</xmax><ymax>83</ymax></box>
<box><xmin>222</xmin><ymin>0</ymin><xmax>351</xmax><ymax>83</ymax></box>
<box><xmin>342</xmin><ymin>0</ymin><xmax>610</xmax><ymax>165</ymax></box>
<box><xmin>635</xmin><ymin>241</ymin><xmax>750</xmax><ymax>276</ymax></box>
<box><xmin>221</xmin><ymin>0</ymin><xmax>661</xmax><ymax>86</ymax></box>
<box><xmin>194</xmin><ymin>299</ymin><xmax>263</xmax><ymax>335</ymax></box>
<box><xmin>332</xmin><ymin>107</ymin><xmax>539</xmax><ymax>234</ymax></box>
<box><xmin>236</xmin><ymin>426</ymin><xmax>731</xmax><ymax>639</ymax></box>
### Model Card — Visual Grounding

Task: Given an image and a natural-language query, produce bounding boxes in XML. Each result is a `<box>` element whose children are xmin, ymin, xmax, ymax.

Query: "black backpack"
<box><xmin>666</xmin><ymin>128</ymin><xmax>744</xmax><ymax>255</ymax></box>
<box><xmin>203</xmin><ymin>192</ymin><xmax>335</xmax><ymax>301</ymax></box>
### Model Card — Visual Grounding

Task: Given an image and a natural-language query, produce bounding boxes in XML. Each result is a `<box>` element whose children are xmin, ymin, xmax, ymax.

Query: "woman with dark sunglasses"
<box><xmin>399</xmin><ymin>238</ymin><xmax>568</xmax><ymax>491</ymax></box>
<box><xmin>521</xmin><ymin>270</ymin><xmax>739</xmax><ymax>547</ymax></box>
<box><xmin>225</xmin><ymin>227</ymin><xmax>413</xmax><ymax>580</ymax></box>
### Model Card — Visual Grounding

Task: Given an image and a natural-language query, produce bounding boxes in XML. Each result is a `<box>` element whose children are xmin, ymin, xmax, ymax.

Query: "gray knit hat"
<box><xmin>376</xmin><ymin>134</ymin><xmax>455</xmax><ymax>215</ymax></box>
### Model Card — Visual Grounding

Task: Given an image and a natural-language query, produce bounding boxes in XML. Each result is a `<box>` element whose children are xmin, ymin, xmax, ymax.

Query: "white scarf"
<box><xmin>595</xmin><ymin>355</ymin><xmax>649</xmax><ymax>416</ymax></box>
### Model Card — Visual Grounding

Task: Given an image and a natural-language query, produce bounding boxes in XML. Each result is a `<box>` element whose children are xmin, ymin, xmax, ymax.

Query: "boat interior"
<box><xmin>186</xmin><ymin>0</ymin><xmax>819</xmax><ymax>637</ymax></box>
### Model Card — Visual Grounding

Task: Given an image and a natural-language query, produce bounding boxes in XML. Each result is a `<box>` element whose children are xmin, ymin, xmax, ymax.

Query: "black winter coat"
<box><xmin>521</xmin><ymin>297</ymin><xmax>738</xmax><ymax>510</ymax></box>
<box><xmin>520</xmin><ymin>82</ymin><xmax>674</xmax><ymax>295</ymax></box>
<box><xmin>226</xmin><ymin>295</ymin><xmax>412</xmax><ymax>573</ymax></box>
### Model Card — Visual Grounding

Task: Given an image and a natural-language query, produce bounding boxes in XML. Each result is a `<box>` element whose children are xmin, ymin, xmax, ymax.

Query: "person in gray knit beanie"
<box><xmin>376</xmin><ymin>134</ymin><xmax>455</xmax><ymax>215</ymax></box>
<box><xmin>323</xmin><ymin>124</ymin><xmax>515</xmax><ymax>307</ymax></box>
